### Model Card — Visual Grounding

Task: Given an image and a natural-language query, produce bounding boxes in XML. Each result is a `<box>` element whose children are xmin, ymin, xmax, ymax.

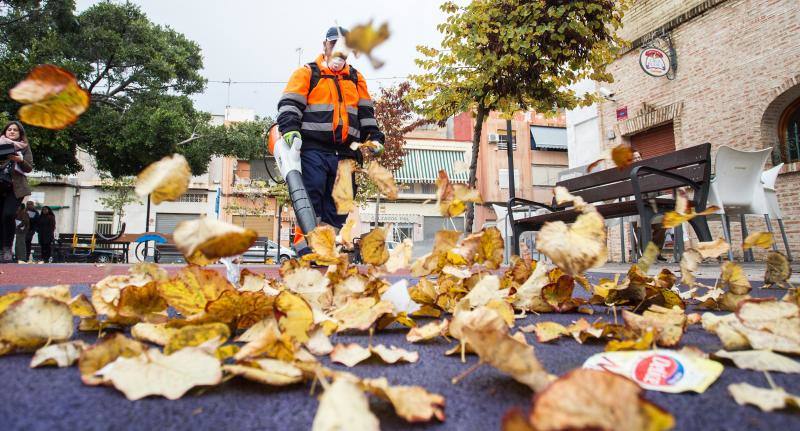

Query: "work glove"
<box><xmin>283</xmin><ymin>131</ymin><xmax>301</xmax><ymax>146</ymax></box>
<box><xmin>369</xmin><ymin>141</ymin><xmax>384</xmax><ymax>156</ymax></box>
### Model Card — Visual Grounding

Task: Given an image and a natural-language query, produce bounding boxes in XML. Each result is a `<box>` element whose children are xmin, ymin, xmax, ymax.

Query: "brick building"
<box><xmin>595</xmin><ymin>0</ymin><xmax>800</xmax><ymax>259</ymax></box>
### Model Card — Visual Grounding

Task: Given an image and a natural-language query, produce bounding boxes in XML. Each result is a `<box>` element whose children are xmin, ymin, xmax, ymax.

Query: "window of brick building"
<box><xmin>780</xmin><ymin>98</ymin><xmax>800</xmax><ymax>162</ymax></box>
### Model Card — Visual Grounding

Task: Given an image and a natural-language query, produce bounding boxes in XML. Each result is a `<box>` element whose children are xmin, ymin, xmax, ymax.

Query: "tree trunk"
<box><xmin>464</xmin><ymin>105</ymin><xmax>488</xmax><ymax>233</ymax></box>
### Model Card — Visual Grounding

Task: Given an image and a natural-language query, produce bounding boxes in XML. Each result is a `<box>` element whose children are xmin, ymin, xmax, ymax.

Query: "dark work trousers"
<box><xmin>0</xmin><ymin>191</ymin><xmax>20</xmax><ymax>248</ymax></box>
<box><xmin>300</xmin><ymin>149</ymin><xmax>356</xmax><ymax>230</ymax></box>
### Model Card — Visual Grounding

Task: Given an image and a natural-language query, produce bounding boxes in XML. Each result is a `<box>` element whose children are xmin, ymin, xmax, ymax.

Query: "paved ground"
<box><xmin>0</xmin><ymin>264</ymin><xmax>798</xmax><ymax>430</ymax></box>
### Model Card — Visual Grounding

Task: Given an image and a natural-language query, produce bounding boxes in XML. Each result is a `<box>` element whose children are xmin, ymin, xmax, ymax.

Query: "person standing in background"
<box><xmin>0</xmin><ymin>121</ymin><xmax>34</xmax><ymax>263</ymax></box>
<box><xmin>14</xmin><ymin>203</ymin><xmax>29</xmax><ymax>262</ymax></box>
<box><xmin>37</xmin><ymin>206</ymin><xmax>56</xmax><ymax>263</ymax></box>
<box><xmin>25</xmin><ymin>200</ymin><xmax>39</xmax><ymax>261</ymax></box>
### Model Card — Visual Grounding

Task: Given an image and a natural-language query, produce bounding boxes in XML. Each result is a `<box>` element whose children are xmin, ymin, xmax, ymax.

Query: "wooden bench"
<box><xmin>50</xmin><ymin>233</ymin><xmax>130</xmax><ymax>263</ymax></box>
<box><xmin>508</xmin><ymin>142</ymin><xmax>713</xmax><ymax>256</ymax></box>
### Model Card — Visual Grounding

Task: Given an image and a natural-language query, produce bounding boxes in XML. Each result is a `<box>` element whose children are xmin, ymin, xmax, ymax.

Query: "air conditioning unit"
<box><xmin>488</xmin><ymin>133</ymin><xmax>499</xmax><ymax>144</ymax></box>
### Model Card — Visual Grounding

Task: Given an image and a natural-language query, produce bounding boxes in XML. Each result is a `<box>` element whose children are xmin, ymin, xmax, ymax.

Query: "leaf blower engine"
<box><xmin>266</xmin><ymin>124</ymin><xmax>317</xmax><ymax>238</ymax></box>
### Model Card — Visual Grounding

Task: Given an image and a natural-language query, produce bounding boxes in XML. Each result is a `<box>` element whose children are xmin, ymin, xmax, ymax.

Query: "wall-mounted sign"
<box><xmin>639</xmin><ymin>47</ymin><xmax>671</xmax><ymax>77</ymax></box>
<box><xmin>617</xmin><ymin>107</ymin><xmax>628</xmax><ymax>121</ymax></box>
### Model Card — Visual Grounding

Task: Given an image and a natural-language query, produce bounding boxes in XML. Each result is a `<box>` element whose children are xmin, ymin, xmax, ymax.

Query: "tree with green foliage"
<box><xmin>411</xmin><ymin>0</ymin><xmax>627</xmax><ymax>231</ymax></box>
<box><xmin>0</xmin><ymin>1</ymin><xmax>266</xmax><ymax>177</ymax></box>
<box><xmin>97</xmin><ymin>175</ymin><xmax>139</xmax><ymax>231</ymax></box>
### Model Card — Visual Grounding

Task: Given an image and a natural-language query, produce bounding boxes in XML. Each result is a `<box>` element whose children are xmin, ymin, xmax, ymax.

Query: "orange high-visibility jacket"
<box><xmin>276</xmin><ymin>54</ymin><xmax>384</xmax><ymax>156</ymax></box>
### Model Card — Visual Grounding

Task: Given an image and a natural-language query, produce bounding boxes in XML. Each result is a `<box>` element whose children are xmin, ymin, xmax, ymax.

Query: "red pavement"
<box><xmin>0</xmin><ymin>263</ymin><xmax>283</xmax><ymax>286</ymax></box>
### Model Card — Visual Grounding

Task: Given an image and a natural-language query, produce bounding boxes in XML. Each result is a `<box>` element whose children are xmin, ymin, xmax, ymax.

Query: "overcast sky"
<box><xmin>75</xmin><ymin>0</ymin><xmax>453</xmax><ymax>118</ymax></box>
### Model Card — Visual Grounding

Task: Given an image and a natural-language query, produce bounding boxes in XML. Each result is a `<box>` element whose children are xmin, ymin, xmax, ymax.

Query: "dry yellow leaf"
<box><xmin>131</xmin><ymin>322</ymin><xmax>177</xmax><ymax>346</ymax></box>
<box><xmin>367</xmin><ymin>161</ymin><xmax>398</xmax><ymax>200</ymax></box>
<box><xmin>718</xmin><ymin>261</ymin><xmax>751</xmax><ymax>295</ymax></box>
<box><xmin>536</xmin><ymin>210</ymin><xmax>607</xmax><ymax>276</ymax></box>
<box><xmin>9</xmin><ymin>64</ymin><xmax>90</xmax><ymax>130</ymax></box>
<box><xmin>606</xmin><ymin>330</ymin><xmax>656</xmax><ymax>352</ymax></box>
<box><xmin>157</xmin><ymin>265</ymin><xmax>234</xmax><ymax>316</ymax></box>
<box><xmin>117</xmin><ymin>281</ymin><xmax>167</xmax><ymax>322</ymax></box>
<box><xmin>23</xmin><ymin>285</ymin><xmax>71</xmax><ymax>303</ymax></box>
<box><xmin>223</xmin><ymin>358</ymin><xmax>304</xmax><ymax>386</ymax></box>
<box><xmin>0</xmin><ymin>292</ymin><xmax>25</xmax><ymax>314</ymax></box>
<box><xmin>436</xmin><ymin>170</ymin><xmax>480</xmax><ymax>217</ymax></box>
<box><xmin>332</xmin><ymin>159</ymin><xmax>357</xmax><ymax>214</ymax></box>
<box><xmin>97</xmin><ymin>347</ymin><xmax>222</xmax><ymax>400</ymax></box>
<box><xmin>304</xmin><ymin>225</ymin><xmax>341</xmax><ymax>265</ymax></box>
<box><xmin>370</xmin><ymin>344</ymin><xmax>419</xmax><ymax>364</ymax></box>
<box><xmin>531</xmin><ymin>321</ymin><xmax>568</xmax><ymax>343</ymax></box>
<box><xmin>527</xmin><ymin>369</ymin><xmax>674</xmax><ymax>431</ymax></box>
<box><xmin>173</xmin><ymin>217</ymin><xmax>257</xmax><ymax>265</ymax></box>
<box><xmin>234</xmin><ymin>318</ymin><xmax>295</xmax><ymax>361</ymax></box>
<box><xmin>450</xmin><ymin>306</ymin><xmax>554</xmax><ymax>391</ymax></box>
<box><xmin>78</xmin><ymin>333</ymin><xmax>146</xmax><ymax>385</ymax></box>
<box><xmin>330</xmin><ymin>343</ymin><xmax>372</xmax><ymax>367</ymax></box>
<box><xmin>68</xmin><ymin>294</ymin><xmax>96</xmax><ymax>318</ymax></box>
<box><xmin>0</xmin><ymin>296</ymin><xmax>74</xmax><ymax>350</ymax></box>
<box><xmin>406</xmin><ymin>319</ymin><xmax>449</xmax><ymax>343</ymax></box>
<box><xmin>728</xmin><ymin>382</ymin><xmax>800</xmax><ymax>412</ymax></box>
<box><xmin>204</xmin><ymin>290</ymin><xmax>275</xmax><ymax>329</ymax></box>
<box><xmin>743</xmin><ymin>231</ymin><xmax>773</xmax><ymax>250</ymax></box>
<box><xmin>361</xmin><ymin>377</ymin><xmax>446</xmax><ymax>423</ymax></box>
<box><xmin>275</xmin><ymin>291</ymin><xmax>314</xmax><ymax>343</ymax></box>
<box><xmin>134</xmin><ymin>154</ymin><xmax>191</xmax><ymax>204</ymax></box>
<box><xmin>164</xmin><ymin>322</ymin><xmax>231</xmax><ymax>355</ymax></box>
<box><xmin>344</xmin><ymin>20</ymin><xmax>390</xmax><ymax>69</ymax></box>
<box><xmin>30</xmin><ymin>340</ymin><xmax>86</xmax><ymax>368</ymax></box>
<box><xmin>714</xmin><ymin>349</ymin><xmax>800</xmax><ymax>373</ymax></box>
<box><xmin>305</xmin><ymin>327</ymin><xmax>334</xmax><ymax>356</ymax></box>
<box><xmin>694</xmin><ymin>239</ymin><xmax>731</xmax><ymax>259</ymax></box>
<box><xmin>360</xmin><ymin>227</ymin><xmax>390</xmax><ymax>265</ymax></box>
<box><xmin>622</xmin><ymin>306</ymin><xmax>686</xmax><ymax>347</ymax></box>
<box><xmin>312</xmin><ymin>378</ymin><xmax>380</xmax><ymax>431</ymax></box>
<box><xmin>385</xmin><ymin>238</ymin><xmax>413</xmax><ymax>273</ymax></box>
<box><xmin>332</xmin><ymin>297</ymin><xmax>394</xmax><ymax>332</ymax></box>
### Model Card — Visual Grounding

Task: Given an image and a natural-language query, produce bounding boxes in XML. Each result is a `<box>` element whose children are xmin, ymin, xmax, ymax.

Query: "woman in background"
<box><xmin>38</xmin><ymin>206</ymin><xmax>56</xmax><ymax>263</ymax></box>
<box><xmin>0</xmin><ymin>121</ymin><xmax>33</xmax><ymax>262</ymax></box>
<box><xmin>14</xmin><ymin>203</ymin><xmax>29</xmax><ymax>262</ymax></box>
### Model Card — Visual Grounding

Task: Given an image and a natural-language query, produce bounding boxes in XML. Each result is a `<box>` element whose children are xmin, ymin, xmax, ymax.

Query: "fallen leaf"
<box><xmin>743</xmin><ymin>231</ymin><xmax>773</xmax><ymax>250</ymax></box>
<box><xmin>361</xmin><ymin>377</ymin><xmax>446</xmax><ymax>423</ymax></box>
<box><xmin>30</xmin><ymin>340</ymin><xmax>86</xmax><ymax>368</ymax></box>
<box><xmin>330</xmin><ymin>343</ymin><xmax>372</xmax><ymax>367</ymax></box>
<box><xmin>385</xmin><ymin>238</ymin><xmax>413</xmax><ymax>273</ymax></box>
<box><xmin>173</xmin><ymin>217</ymin><xmax>258</xmax><ymax>265</ymax></box>
<box><xmin>23</xmin><ymin>285</ymin><xmax>71</xmax><ymax>303</ymax></box>
<box><xmin>305</xmin><ymin>327</ymin><xmax>334</xmax><ymax>356</ymax></box>
<box><xmin>135</xmin><ymin>154</ymin><xmax>191</xmax><ymax>204</ymax></box>
<box><xmin>344</xmin><ymin>20</ymin><xmax>390</xmax><ymax>69</ymax></box>
<box><xmin>605</xmin><ymin>330</ymin><xmax>655</xmax><ymax>352</ymax></box>
<box><xmin>304</xmin><ymin>225</ymin><xmax>341</xmax><ymax>265</ymax></box>
<box><xmin>332</xmin><ymin>297</ymin><xmax>394</xmax><ymax>332</ymax></box>
<box><xmin>536</xmin><ymin>210</ymin><xmax>607</xmax><ymax>276</ymax></box>
<box><xmin>728</xmin><ymin>382</ymin><xmax>800</xmax><ymax>412</ymax></box>
<box><xmin>0</xmin><ymin>296</ymin><xmax>74</xmax><ymax>350</ymax></box>
<box><xmin>116</xmin><ymin>281</ymin><xmax>167</xmax><ymax>322</ymax></box>
<box><xmin>407</xmin><ymin>319</ymin><xmax>449</xmax><ymax>343</ymax></box>
<box><xmin>622</xmin><ymin>306</ymin><xmax>686</xmax><ymax>347</ymax></box>
<box><xmin>97</xmin><ymin>347</ymin><xmax>222</xmax><ymax>400</ymax></box>
<box><xmin>713</xmin><ymin>350</ymin><xmax>800</xmax><ymax>373</ymax></box>
<box><xmin>764</xmin><ymin>251</ymin><xmax>791</xmax><ymax>287</ymax></box>
<box><xmin>530</xmin><ymin>322</ymin><xmax>568</xmax><ymax>343</ymax></box>
<box><xmin>223</xmin><ymin>358</ymin><xmax>304</xmax><ymax>386</ymax></box>
<box><xmin>333</xmin><ymin>159</ymin><xmax>357</xmax><ymax>214</ymax></box>
<box><xmin>234</xmin><ymin>318</ymin><xmax>295</xmax><ymax>361</ymax></box>
<box><xmin>78</xmin><ymin>333</ymin><xmax>146</xmax><ymax>385</ymax></box>
<box><xmin>463</xmin><ymin>275</ymin><xmax>508</xmax><ymax>308</ymax></box>
<box><xmin>360</xmin><ymin>227</ymin><xmax>390</xmax><ymax>265</ymax></box>
<box><xmin>718</xmin><ymin>262</ymin><xmax>751</xmax><ymax>295</ymax></box>
<box><xmin>164</xmin><ymin>322</ymin><xmax>231</xmax><ymax>355</ymax></box>
<box><xmin>68</xmin><ymin>294</ymin><xmax>96</xmax><ymax>318</ymax></box>
<box><xmin>527</xmin><ymin>369</ymin><xmax>674</xmax><ymax>431</ymax></box>
<box><xmin>0</xmin><ymin>292</ymin><xmax>25</xmax><ymax>314</ymax></box>
<box><xmin>380</xmin><ymin>279</ymin><xmax>420</xmax><ymax>315</ymax></box>
<box><xmin>157</xmin><ymin>265</ymin><xmax>234</xmax><ymax>316</ymax></box>
<box><xmin>9</xmin><ymin>64</ymin><xmax>90</xmax><ymax>129</ymax></box>
<box><xmin>312</xmin><ymin>378</ymin><xmax>380</xmax><ymax>431</ymax></box>
<box><xmin>370</xmin><ymin>345</ymin><xmax>419</xmax><ymax>364</ymax></box>
<box><xmin>131</xmin><ymin>322</ymin><xmax>177</xmax><ymax>346</ymax></box>
<box><xmin>366</xmin><ymin>161</ymin><xmax>398</xmax><ymax>199</ymax></box>
<box><xmin>450</xmin><ymin>306</ymin><xmax>554</xmax><ymax>391</ymax></box>
<box><xmin>274</xmin><ymin>291</ymin><xmax>314</xmax><ymax>343</ymax></box>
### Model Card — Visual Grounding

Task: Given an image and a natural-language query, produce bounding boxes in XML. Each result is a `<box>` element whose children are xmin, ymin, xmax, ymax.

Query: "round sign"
<box><xmin>639</xmin><ymin>47</ymin><xmax>670</xmax><ymax>77</ymax></box>
<box><xmin>633</xmin><ymin>354</ymin><xmax>685</xmax><ymax>387</ymax></box>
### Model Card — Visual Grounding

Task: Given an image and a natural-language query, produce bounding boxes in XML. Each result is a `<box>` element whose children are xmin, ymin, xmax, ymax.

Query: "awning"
<box><xmin>395</xmin><ymin>149</ymin><xmax>469</xmax><ymax>183</ymax></box>
<box><xmin>531</xmin><ymin>126</ymin><xmax>567</xmax><ymax>150</ymax></box>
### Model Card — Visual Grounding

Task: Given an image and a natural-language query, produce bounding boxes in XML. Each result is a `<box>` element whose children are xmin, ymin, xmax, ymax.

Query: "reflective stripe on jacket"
<box><xmin>277</xmin><ymin>54</ymin><xmax>384</xmax><ymax>155</ymax></box>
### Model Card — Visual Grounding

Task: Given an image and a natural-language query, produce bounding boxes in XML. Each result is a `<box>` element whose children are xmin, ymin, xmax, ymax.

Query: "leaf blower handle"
<box><xmin>266</xmin><ymin>124</ymin><xmax>318</xmax><ymax>237</ymax></box>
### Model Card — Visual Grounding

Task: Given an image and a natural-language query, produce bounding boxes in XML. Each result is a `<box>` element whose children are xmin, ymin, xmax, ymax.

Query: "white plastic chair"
<box><xmin>761</xmin><ymin>163</ymin><xmax>792</xmax><ymax>260</ymax></box>
<box><xmin>707</xmin><ymin>146</ymin><xmax>773</xmax><ymax>261</ymax></box>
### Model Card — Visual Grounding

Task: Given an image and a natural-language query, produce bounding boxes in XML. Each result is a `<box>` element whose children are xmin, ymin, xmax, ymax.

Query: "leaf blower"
<box><xmin>266</xmin><ymin>124</ymin><xmax>317</xmax><ymax>238</ymax></box>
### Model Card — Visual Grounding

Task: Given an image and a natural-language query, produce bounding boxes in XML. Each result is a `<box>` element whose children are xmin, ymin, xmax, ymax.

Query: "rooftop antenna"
<box><xmin>295</xmin><ymin>48</ymin><xmax>302</xmax><ymax>66</ymax></box>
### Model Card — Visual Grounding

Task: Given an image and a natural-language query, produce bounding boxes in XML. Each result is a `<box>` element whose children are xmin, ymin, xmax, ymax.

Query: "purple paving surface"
<box><xmin>0</xmin><ymin>275</ymin><xmax>798</xmax><ymax>430</ymax></box>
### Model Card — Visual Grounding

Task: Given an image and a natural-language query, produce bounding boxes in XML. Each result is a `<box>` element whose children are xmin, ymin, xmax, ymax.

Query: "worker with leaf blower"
<box><xmin>275</xmin><ymin>26</ymin><xmax>385</xmax><ymax>255</ymax></box>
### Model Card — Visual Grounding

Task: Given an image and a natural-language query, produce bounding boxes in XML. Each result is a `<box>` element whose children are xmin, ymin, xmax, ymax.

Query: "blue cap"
<box><xmin>325</xmin><ymin>26</ymin><xmax>348</xmax><ymax>41</ymax></box>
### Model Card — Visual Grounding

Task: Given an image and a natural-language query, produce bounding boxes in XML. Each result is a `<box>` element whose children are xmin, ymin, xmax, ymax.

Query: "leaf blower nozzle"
<box><xmin>266</xmin><ymin>124</ymin><xmax>318</xmax><ymax>237</ymax></box>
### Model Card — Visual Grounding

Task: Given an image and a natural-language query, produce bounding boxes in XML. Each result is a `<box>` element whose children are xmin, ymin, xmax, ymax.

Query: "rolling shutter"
<box><xmin>232</xmin><ymin>215</ymin><xmax>275</xmax><ymax>237</ymax></box>
<box><xmin>155</xmin><ymin>213</ymin><xmax>200</xmax><ymax>234</ymax></box>
<box><xmin>630</xmin><ymin>123</ymin><xmax>676</xmax><ymax>159</ymax></box>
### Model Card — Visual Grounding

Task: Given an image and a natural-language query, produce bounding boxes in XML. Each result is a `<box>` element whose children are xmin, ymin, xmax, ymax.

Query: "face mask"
<box><xmin>327</xmin><ymin>56</ymin><xmax>346</xmax><ymax>72</ymax></box>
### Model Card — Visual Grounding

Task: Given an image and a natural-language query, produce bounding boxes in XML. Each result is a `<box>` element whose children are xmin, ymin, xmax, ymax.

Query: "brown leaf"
<box><xmin>718</xmin><ymin>262</ymin><xmax>751</xmax><ymax>295</ymax></box>
<box><xmin>164</xmin><ymin>322</ymin><xmax>231</xmax><ymax>355</ymax></box>
<box><xmin>274</xmin><ymin>291</ymin><xmax>314</xmax><ymax>343</ymax></box>
<box><xmin>157</xmin><ymin>265</ymin><xmax>235</xmax><ymax>316</ymax></box>
<box><xmin>333</xmin><ymin>159</ymin><xmax>357</xmax><ymax>214</ymax></box>
<box><xmin>527</xmin><ymin>369</ymin><xmax>674</xmax><ymax>431</ymax></box>
<box><xmin>361</xmin><ymin>377</ymin><xmax>446</xmax><ymax>423</ymax></box>
<box><xmin>9</xmin><ymin>64</ymin><xmax>90</xmax><ymax>129</ymax></box>
<box><xmin>611</xmin><ymin>145</ymin><xmax>635</xmax><ymax>170</ymax></box>
<box><xmin>765</xmin><ymin>251</ymin><xmax>791</xmax><ymax>287</ymax></box>
<box><xmin>622</xmin><ymin>306</ymin><xmax>686</xmax><ymax>347</ymax></box>
<box><xmin>78</xmin><ymin>333</ymin><xmax>146</xmax><ymax>385</ymax></box>
<box><xmin>223</xmin><ymin>358</ymin><xmax>304</xmax><ymax>386</ymax></box>
<box><xmin>304</xmin><ymin>225</ymin><xmax>341</xmax><ymax>265</ymax></box>
<box><xmin>366</xmin><ymin>161</ymin><xmax>398</xmax><ymax>200</ymax></box>
<box><xmin>536</xmin><ymin>211</ymin><xmax>607</xmax><ymax>276</ymax></box>
<box><xmin>360</xmin><ymin>227</ymin><xmax>390</xmax><ymax>265</ymax></box>
<box><xmin>406</xmin><ymin>319</ymin><xmax>449</xmax><ymax>343</ymax></box>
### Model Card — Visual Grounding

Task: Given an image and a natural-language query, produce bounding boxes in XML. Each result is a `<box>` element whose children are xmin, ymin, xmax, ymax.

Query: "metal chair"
<box><xmin>707</xmin><ymin>146</ymin><xmax>773</xmax><ymax>261</ymax></box>
<box><xmin>761</xmin><ymin>163</ymin><xmax>792</xmax><ymax>260</ymax></box>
